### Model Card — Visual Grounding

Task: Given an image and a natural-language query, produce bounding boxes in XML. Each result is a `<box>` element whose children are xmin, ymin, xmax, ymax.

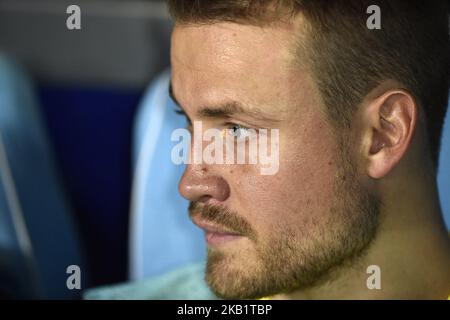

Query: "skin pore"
<box><xmin>170</xmin><ymin>14</ymin><xmax>450</xmax><ymax>299</ymax></box>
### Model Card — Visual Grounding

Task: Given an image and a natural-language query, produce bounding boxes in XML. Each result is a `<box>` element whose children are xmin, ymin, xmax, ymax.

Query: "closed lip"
<box><xmin>191</xmin><ymin>216</ymin><xmax>241</xmax><ymax>236</ymax></box>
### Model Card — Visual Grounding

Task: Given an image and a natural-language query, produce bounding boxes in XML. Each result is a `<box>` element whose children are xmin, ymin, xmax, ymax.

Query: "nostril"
<box><xmin>198</xmin><ymin>195</ymin><xmax>212</xmax><ymax>203</ymax></box>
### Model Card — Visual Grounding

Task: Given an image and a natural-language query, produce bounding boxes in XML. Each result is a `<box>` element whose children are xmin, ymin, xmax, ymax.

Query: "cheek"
<box><xmin>226</xmin><ymin>116</ymin><xmax>340</xmax><ymax>232</ymax></box>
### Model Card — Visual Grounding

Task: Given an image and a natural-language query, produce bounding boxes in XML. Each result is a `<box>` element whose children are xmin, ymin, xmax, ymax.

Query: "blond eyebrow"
<box><xmin>168</xmin><ymin>81</ymin><xmax>281</xmax><ymax>123</ymax></box>
<box><xmin>196</xmin><ymin>102</ymin><xmax>277</xmax><ymax>122</ymax></box>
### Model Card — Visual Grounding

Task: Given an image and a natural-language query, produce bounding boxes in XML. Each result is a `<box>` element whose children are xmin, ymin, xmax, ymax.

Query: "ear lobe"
<box><xmin>366</xmin><ymin>90</ymin><xmax>417</xmax><ymax>179</ymax></box>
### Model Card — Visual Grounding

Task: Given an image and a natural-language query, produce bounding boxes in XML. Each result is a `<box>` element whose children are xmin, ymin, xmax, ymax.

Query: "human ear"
<box><xmin>362</xmin><ymin>90</ymin><xmax>417</xmax><ymax>179</ymax></box>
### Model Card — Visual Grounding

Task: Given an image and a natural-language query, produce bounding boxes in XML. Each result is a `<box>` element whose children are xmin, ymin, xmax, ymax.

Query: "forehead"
<box><xmin>170</xmin><ymin>21</ymin><xmax>310</xmax><ymax>113</ymax></box>
<box><xmin>171</xmin><ymin>22</ymin><xmax>297</xmax><ymax>74</ymax></box>
<box><xmin>170</xmin><ymin>18</ymin><xmax>327</xmax><ymax>129</ymax></box>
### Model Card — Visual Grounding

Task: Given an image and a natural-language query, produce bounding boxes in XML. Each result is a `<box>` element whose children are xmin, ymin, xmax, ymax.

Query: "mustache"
<box><xmin>189</xmin><ymin>202</ymin><xmax>257</xmax><ymax>241</ymax></box>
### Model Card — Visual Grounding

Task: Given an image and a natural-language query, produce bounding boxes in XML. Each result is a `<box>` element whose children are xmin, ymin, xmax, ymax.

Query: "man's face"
<box><xmin>171</xmin><ymin>20</ymin><xmax>380</xmax><ymax>299</ymax></box>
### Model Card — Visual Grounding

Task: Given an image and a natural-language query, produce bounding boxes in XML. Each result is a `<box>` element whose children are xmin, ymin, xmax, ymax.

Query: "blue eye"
<box><xmin>229</xmin><ymin>124</ymin><xmax>250</xmax><ymax>138</ymax></box>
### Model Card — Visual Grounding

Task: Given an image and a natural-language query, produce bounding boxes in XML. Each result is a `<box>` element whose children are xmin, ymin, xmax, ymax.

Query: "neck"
<box><xmin>276</xmin><ymin>168</ymin><xmax>450</xmax><ymax>299</ymax></box>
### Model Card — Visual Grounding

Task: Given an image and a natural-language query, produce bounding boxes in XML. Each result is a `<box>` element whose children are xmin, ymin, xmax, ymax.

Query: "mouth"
<box><xmin>191</xmin><ymin>217</ymin><xmax>243</xmax><ymax>247</ymax></box>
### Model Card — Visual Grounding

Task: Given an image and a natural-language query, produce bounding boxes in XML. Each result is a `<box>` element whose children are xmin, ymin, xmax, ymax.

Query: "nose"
<box><xmin>178</xmin><ymin>164</ymin><xmax>230</xmax><ymax>203</ymax></box>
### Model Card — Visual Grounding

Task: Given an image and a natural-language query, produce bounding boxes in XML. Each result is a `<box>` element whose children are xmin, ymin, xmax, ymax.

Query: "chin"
<box><xmin>204</xmin><ymin>247</ymin><xmax>273</xmax><ymax>300</ymax></box>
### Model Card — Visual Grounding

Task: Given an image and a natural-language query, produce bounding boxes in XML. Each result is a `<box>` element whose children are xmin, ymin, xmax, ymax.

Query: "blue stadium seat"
<box><xmin>0</xmin><ymin>54</ymin><xmax>87</xmax><ymax>299</ymax></box>
<box><xmin>129</xmin><ymin>70</ymin><xmax>206</xmax><ymax>280</ymax></box>
<box><xmin>438</xmin><ymin>100</ymin><xmax>450</xmax><ymax>230</ymax></box>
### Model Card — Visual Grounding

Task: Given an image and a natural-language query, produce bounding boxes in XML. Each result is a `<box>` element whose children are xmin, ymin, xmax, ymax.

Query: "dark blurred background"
<box><xmin>0</xmin><ymin>0</ymin><xmax>171</xmax><ymax>291</ymax></box>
